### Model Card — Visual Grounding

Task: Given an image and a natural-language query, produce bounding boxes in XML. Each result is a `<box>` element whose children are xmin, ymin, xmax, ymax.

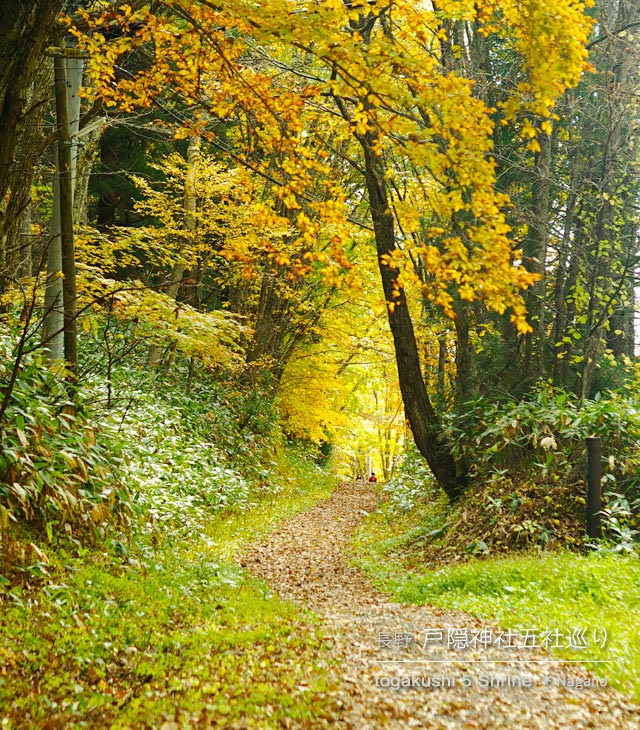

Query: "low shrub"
<box><xmin>443</xmin><ymin>385</ymin><xmax>640</xmax><ymax>490</ymax></box>
<box><xmin>0</xmin><ymin>329</ymin><xmax>133</xmax><ymax>578</ymax></box>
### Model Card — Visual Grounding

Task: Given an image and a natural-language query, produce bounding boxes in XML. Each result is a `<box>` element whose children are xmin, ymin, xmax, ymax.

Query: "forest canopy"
<box><xmin>0</xmin><ymin>0</ymin><xmax>639</xmax><ymax>563</ymax></box>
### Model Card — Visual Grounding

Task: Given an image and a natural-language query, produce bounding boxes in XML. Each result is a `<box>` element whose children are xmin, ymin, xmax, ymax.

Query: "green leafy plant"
<box><xmin>0</xmin><ymin>329</ymin><xmax>133</xmax><ymax>575</ymax></box>
<box><xmin>599</xmin><ymin>490</ymin><xmax>640</xmax><ymax>553</ymax></box>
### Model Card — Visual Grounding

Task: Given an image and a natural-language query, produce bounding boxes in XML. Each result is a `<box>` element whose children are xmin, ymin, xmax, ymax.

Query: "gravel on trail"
<box><xmin>241</xmin><ymin>481</ymin><xmax>640</xmax><ymax>729</ymax></box>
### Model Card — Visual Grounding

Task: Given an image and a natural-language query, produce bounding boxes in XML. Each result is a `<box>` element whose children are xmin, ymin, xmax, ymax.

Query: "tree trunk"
<box><xmin>551</xmin><ymin>151</ymin><xmax>580</xmax><ymax>385</ymax></box>
<box><xmin>0</xmin><ymin>1</ymin><xmax>62</xmax><ymax>216</ymax></box>
<box><xmin>437</xmin><ymin>332</ymin><xmax>446</xmax><ymax>399</ymax></box>
<box><xmin>54</xmin><ymin>52</ymin><xmax>79</xmax><ymax>376</ymax></box>
<box><xmin>578</xmin><ymin>0</ymin><xmax>639</xmax><ymax>398</ymax></box>
<box><xmin>74</xmin><ymin>119</ymin><xmax>108</xmax><ymax>225</ymax></box>
<box><xmin>0</xmin><ymin>59</ymin><xmax>53</xmax><ymax>289</ymax></box>
<box><xmin>361</xmin><ymin>137</ymin><xmax>466</xmax><ymax>499</ymax></box>
<box><xmin>523</xmin><ymin>130</ymin><xmax>551</xmax><ymax>383</ymax></box>
<box><xmin>43</xmin><ymin>52</ymin><xmax>82</xmax><ymax>366</ymax></box>
<box><xmin>453</xmin><ymin>300</ymin><xmax>474</xmax><ymax>403</ymax></box>
<box><xmin>43</xmin><ymin>142</ymin><xmax>65</xmax><ymax>361</ymax></box>
<box><xmin>558</xmin><ymin>235</ymin><xmax>581</xmax><ymax>389</ymax></box>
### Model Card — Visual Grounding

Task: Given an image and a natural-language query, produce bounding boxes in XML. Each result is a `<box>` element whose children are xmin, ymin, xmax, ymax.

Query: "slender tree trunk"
<box><xmin>19</xmin><ymin>202</ymin><xmax>32</xmax><ymax>277</ymax></box>
<box><xmin>437</xmin><ymin>332</ymin><xmax>446</xmax><ymax>398</ymax></box>
<box><xmin>453</xmin><ymin>300</ymin><xmax>474</xmax><ymax>403</ymax></box>
<box><xmin>361</xmin><ymin>137</ymin><xmax>466</xmax><ymax>498</ymax></box>
<box><xmin>551</xmin><ymin>157</ymin><xmax>579</xmax><ymax>385</ymax></box>
<box><xmin>559</xmin><ymin>239</ymin><xmax>581</xmax><ymax>388</ymax></box>
<box><xmin>523</xmin><ymin>131</ymin><xmax>551</xmax><ymax>383</ymax></box>
<box><xmin>74</xmin><ymin>119</ymin><xmax>108</xmax><ymax>225</ymax></box>
<box><xmin>43</xmin><ymin>51</ymin><xmax>82</xmax><ymax>367</ymax></box>
<box><xmin>43</xmin><ymin>142</ymin><xmax>65</xmax><ymax>361</ymax></box>
<box><xmin>54</xmin><ymin>52</ymin><xmax>79</xmax><ymax>376</ymax></box>
<box><xmin>607</xmin><ymin>266</ymin><xmax>635</xmax><ymax>358</ymax></box>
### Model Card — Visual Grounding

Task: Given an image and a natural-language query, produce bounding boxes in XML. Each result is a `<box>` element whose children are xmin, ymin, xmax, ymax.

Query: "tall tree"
<box><xmin>43</xmin><ymin>49</ymin><xmax>83</xmax><ymax>366</ymax></box>
<box><xmin>67</xmin><ymin>0</ymin><xmax>596</xmax><ymax>496</ymax></box>
<box><xmin>0</xmin><ymin>0</ymin><xmax>63</xmax><ymax>289</ymax></box>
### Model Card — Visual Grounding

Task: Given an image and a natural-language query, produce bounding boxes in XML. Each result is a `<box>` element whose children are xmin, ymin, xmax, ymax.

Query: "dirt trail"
<box><xmin>241</xmin><ymin>482</ymin><xmax>640</xmax><ymax>729</ymax></box>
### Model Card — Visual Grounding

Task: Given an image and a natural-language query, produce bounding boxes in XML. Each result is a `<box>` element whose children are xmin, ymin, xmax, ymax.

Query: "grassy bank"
<box><xmin>353</xmin><ymin>499</ymin><xmax>640</xmax><ymax>702</ymax></box>
<box><xmin>0</xmin><ymin>463</ymin><xmax>337</xmax><ymax>728</ymax></box>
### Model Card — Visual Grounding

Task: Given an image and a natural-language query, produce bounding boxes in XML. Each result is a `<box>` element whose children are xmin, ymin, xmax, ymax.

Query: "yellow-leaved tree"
<box><xmin>69</xmin><ymin>0</ymin><xmax>594</xmax><ymax>497</ymax></box>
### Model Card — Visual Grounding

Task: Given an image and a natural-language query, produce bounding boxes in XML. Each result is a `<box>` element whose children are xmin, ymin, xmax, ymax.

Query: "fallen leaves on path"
<box><xmin>242</xmin><ymin>482</ymin><xmax>640</xmax><ymax>729</ymax></box>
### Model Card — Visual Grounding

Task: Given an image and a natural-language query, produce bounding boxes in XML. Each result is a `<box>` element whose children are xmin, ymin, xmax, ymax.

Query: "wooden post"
<box><xmin>44</xmin><ymin>43</ymin><xmax>84</xmax><ymax>367</ymax></box>
<box><xmin>53</xmin><ymin>51</ymin><xmax>78</xmax><ymax>377</ymax></box>
<box><xmin>586</xmin><ymin>437</ymin><xmax>602</xmax><ymax>539</ymax></box>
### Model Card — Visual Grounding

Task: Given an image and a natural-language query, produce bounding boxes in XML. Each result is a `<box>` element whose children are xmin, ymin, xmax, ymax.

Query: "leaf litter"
<box><xmin>242</xmin><ymin>482</ymin><xmax>640</xmax><ymax>728</ymax></box>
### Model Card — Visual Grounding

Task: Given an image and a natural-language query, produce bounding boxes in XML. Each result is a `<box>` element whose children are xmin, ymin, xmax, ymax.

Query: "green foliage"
<box><xmin>599</xmin><ymin>490</ymin><xmax>640</xmax><ymax>553</ymax></box>
<box><xmin>88</xmin><ymin>124</ymin><xmax>173</xmax><ymax>230</ymax></box>
<box><xmin>379</xmin><ymin>444</ymin><xmax>437</xmax><ymax>514</ymax></box>
<box><xmin>444</xmin><ymin>385</ymin><xmax>640</xmax><ymax>494</ymax></box>
<box><xmin>367</xmin><ymin>384</ymin><xmax>640</xmax><ymax>561</ymax></box>
<box><xmin>97</xmin><ymin>359</ymin><xmax>286</xmax><ymax>525</ymax></box>
<box><xmin>206</xmin><ymin>444</ymin><xmax>335</xmax><ymax>561</ymax></box>
<box><xmin>354</xmin><ymin>518</ymin><xmax>640</xmax><ymax>701</ymax></box>
<box><xmin>0</xmin><ymin>299</ymin><xmax>332</xmax><ymax>577</ymax></box>
<box><xmin>77</xmin><ymin>272</ymin><xmax>246</xmax><ymax>369</ymax></box>
<box><xmin>113</xmin><ymin>376</ymin><xmax>254</xmax><ymax>531</ymax></box>
<box><xmin>0</xmin><ymin>473</ymin><xmax>338</xmax><ymax>727</ymax></box>
<box><xmin>0</xmin><ymin>318</ymin><xmax>337</xmax><ymax>725</ymax></box>
<box><xmin>365</xmin><ymin>467</ymin><xmax>585</xmax><ymax>568</ymax></box>
<box><xmin>95</xmin><ymin>356</ymin><xmax>334</xmax><ymax>548</ymax></box>
<box><xmin>0</xmin><ymin>330</ymin><xmax>132</xmax><ymax>572</ymax></box>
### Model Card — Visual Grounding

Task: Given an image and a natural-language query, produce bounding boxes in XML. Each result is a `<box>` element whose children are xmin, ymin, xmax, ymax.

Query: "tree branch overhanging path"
<box><xmin>61</xmin><ymin>0</ymin><xmax>604</xmax><ymax>501</ymax></box>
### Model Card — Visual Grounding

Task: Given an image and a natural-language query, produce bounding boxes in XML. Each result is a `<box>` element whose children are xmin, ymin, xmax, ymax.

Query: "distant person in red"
<box><xmin>368</xmin><ymin>472</ymin><xmax>378</xmax><ymax>483</ymax></box>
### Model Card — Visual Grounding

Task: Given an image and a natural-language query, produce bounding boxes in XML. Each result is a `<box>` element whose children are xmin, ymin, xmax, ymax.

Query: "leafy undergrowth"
<box><xmin>354</xmin><ymin>503</ymin><xmax>640</xmax><ymax>702</ymax></box>
<box><xmin>375</xmin><ymin>465</ymin><xmax>587</xmax><ymax>569</ymax></box>
<box><xmin>0</xmin><ymin>330</ymin><xmax>134</xmax><ymax>576</ymax></box>
<box><xmin>0</xmin><ymin>314</ymin><xmax>345</xmax><ymax>726</ymax></box>
<box><xmin>0</xmin><ymin>462</ymin><xmax>339</xmax><ymax>728</ymax></box>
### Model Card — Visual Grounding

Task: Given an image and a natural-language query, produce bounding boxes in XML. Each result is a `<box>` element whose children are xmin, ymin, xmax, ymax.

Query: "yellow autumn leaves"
<box><xmin>69</xmin><ymin>0</ymin><xmax>595</xmax><ymax>334</ymax></box>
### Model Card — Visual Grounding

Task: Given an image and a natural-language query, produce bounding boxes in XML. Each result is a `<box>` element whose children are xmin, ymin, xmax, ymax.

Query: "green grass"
<box><xmin>207</xmin><ymin>452</ymin><xmax>338</xmax><ymax>561</ymax></box>
<box><xmin>0</xmin><ymin>473</ymin><xmax>337</xmax><ymax>728</ymax></box>
<box><xmin>354</xmin><ymin>508</ymin><xmax>640</xmax><ymax>702</ymax></box>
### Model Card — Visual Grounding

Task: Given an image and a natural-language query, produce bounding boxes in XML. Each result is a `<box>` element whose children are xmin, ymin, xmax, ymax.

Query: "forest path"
<box><xmin>241</xmin><ymin>481</ymin><xmax>640</xmax><ymax>729</ymax></box>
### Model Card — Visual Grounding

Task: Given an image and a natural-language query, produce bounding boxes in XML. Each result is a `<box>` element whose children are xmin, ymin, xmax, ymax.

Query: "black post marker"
<box><xmin>586</xmin><ymin>437</ymin><xmax>602</xmax><ymax>539</ymax></box>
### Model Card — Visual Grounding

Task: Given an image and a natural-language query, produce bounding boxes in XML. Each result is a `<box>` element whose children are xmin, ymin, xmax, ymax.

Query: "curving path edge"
<box><xmin>241</xmin><ymin>482</ymin><xmax>640</xmax><ymax>729</ymax></box>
